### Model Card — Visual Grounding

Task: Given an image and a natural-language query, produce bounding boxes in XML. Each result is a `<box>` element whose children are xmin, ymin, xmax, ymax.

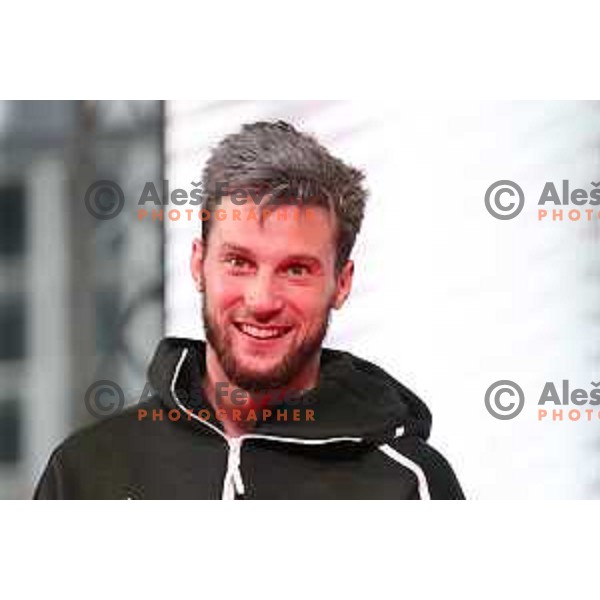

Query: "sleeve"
<box><xmin>389</xmin><ymin>437</ymin><xmax>465</xmax><ymax>500</ymax></box>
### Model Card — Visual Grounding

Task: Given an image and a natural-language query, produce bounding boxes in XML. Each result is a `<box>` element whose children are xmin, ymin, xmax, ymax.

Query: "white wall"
<box><xmin>166</xmin><ymin>101</ymin><xmax>600</xmax><ymax>499</ymax></box>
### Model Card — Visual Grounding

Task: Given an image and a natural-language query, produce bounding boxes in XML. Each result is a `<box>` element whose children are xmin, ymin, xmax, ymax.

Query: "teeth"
<box><xmin>239</xmin><ymin>323</ymin><xmax>287</xmax><ymax>339</ymax></box>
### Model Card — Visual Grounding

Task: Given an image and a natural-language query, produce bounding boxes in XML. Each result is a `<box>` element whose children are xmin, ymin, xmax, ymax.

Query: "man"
<box><xmin>34</xmin><ymin>120</ymin><xmax>464</xmax><ymax>499</ymax></box>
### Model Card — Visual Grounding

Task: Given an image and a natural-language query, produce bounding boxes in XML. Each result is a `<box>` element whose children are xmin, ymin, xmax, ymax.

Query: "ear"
<box><xmin>190</xmin><ymin>237</ymin><xmax>205</xmax><ymax>291</ymax></box>
<box><xmin>332</xmin><ymin>260</ymin><xmax>354</xmax><ymax>310</ymax></box>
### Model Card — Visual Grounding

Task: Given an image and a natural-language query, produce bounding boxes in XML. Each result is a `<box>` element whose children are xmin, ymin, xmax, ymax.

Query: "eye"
<box><xmin>225</xmin><ymin>256</ymin><xmax>253</xmax><ymax>273</ymax></box>
<box><xmin>286</xmin><ymin>263</ymin><xmax>310</xmax><ymax>277</ymax></box>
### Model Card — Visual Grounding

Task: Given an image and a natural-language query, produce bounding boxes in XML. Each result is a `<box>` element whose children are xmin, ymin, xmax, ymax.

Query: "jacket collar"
<box><xmin>148</xmin><ymin>337</ymin><xmax>432</xmax><ymax>442</ymax></box>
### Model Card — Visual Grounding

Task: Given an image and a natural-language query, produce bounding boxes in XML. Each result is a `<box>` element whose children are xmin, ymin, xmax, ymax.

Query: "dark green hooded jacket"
<box><xmin>34</xmin><ymin>337</ymin><xmax>464</xmax><ymax>500</ymax></box>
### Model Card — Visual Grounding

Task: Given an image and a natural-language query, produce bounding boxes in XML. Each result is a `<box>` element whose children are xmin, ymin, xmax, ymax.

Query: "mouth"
<box><xmin>233</xmin><ymin>321</ymin><xmax>293</xmax><ymax>341</ymax></box>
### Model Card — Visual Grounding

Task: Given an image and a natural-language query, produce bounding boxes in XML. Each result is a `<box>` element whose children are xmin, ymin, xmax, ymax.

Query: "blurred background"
<box><xmin>0</xmin><ymin>101</ymin><xmax>164</xmax><ymax>498</ymax></box>
<box><xmin>1</xmin><ymin>100</ymin><xmax>599</xmax><ymax>499</ymax></box>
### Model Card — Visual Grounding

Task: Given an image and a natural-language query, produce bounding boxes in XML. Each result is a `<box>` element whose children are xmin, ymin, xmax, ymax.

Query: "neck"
<box><xmin>202</xmin><ymin>345</ymin><xmax>320</xmax><ymax>437</ymax></box>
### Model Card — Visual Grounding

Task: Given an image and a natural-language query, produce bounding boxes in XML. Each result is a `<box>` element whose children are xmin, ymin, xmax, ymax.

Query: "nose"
<box><xmin>244</xmin><ymin>270</ymin><xmax>284</xmax><ymax>318</ymax></box>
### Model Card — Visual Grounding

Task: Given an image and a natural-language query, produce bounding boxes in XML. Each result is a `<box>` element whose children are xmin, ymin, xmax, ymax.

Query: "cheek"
<box><xmin>288</xmin><ymin>287</ymin><xmax>334</xmax><ymax>323</ymax></box>
<box><xmin>204</xmin><ymin>272</ymin><xmax>243</xmax><ymax>313</ymax></box>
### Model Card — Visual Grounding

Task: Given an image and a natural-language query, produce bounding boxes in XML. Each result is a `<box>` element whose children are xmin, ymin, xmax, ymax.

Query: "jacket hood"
<box><xmin>147</xmin><ymin>337</ymin><xmax>432</xmax><ymax>443</ymax></box>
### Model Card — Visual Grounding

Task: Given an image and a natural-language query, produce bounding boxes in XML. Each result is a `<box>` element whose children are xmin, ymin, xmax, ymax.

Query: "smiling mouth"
<box><xmin>233</xmin><ymin>322</ymin><xmax>293</xmax><ymax>340</ymax></box>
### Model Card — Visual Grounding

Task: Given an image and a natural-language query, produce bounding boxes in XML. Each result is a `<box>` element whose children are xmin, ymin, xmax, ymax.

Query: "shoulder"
<box><xmin>59</xmin><ymin>395</ymin><xmax>164</xmax><ymax>456</ymax></box>
<box><xmin>34</xmin><ymin>396</ymin><xmax>165</xmax><ymax>499</ymax></box>
<box><xmin>383</xmin><ymin>436</ymin><xmax>465</xmax><ymax>500</ymax></box>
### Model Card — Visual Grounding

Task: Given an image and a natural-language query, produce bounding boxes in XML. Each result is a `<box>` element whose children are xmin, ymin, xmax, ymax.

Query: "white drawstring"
<box><xmin>222</xmin><ymin>437</ymin><xmax>245</xmax><ymax>500</ymax></box>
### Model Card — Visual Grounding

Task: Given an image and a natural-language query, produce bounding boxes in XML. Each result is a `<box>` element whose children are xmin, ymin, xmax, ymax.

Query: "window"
<box><xmin>0</xmin><ymin>398</ymin><xmax>21</xmax><ymax>463</ymax></box>
<box><xmin>0</xmin><ymin>185</ymin><xmax>26</xmax><ymax>256</ymax></box>
<box><xmin>0</xmin><ymin>297</ymin><xmax>25</xmax><ymax>360</ymax></box>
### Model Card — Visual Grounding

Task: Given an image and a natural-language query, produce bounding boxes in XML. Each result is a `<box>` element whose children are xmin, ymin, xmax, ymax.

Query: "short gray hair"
<box><xmin>200</xmin><ymin>120</ymin><xmax>368</xmax><ymax>270</ymax></box>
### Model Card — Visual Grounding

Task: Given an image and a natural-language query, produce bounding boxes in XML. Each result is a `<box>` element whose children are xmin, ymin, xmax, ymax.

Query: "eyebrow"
<box><xmin>280</xmin><ymin>254</ymin><xmax>322</xmax><ymax>266</ymax></box>
<box><xmin>219</xmin><ymin>243</ymin><xmax>254</xmax><ymax>256</ymax></box>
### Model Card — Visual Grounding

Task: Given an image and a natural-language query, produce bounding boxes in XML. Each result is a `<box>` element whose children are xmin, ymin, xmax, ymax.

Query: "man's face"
<box><xmin>191</xmin><ymin>198</ymin><xmax>353</xmax><ymax>391</ymax></box>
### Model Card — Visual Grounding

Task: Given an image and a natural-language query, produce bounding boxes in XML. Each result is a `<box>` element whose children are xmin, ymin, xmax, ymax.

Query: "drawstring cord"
<box><xmin>222</xmin><ymin>437</ymin><xmax>245</xmax><ymax>500</ymax></box>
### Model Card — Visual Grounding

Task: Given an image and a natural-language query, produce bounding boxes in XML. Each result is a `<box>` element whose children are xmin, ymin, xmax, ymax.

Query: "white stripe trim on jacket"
<box><xmin>378</xmin><ymin>443</ymin><xmax>431</xmax><ymax>500</ymax></box>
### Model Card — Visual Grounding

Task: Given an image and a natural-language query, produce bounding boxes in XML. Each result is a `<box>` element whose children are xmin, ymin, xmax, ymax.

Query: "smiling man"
<box><xmin>34</xmin><ymin>121</ymin><xmax>464</xmax><ymax>500</ymax></box>
<box><xmin>194</xmin><ymin>195</ymin><xmax>351</xmax><ymax>438</ymax></box>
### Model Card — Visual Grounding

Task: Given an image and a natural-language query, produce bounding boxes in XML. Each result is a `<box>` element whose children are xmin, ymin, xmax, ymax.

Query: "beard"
<box><xmin>202</xmin><ymin>295</ymin><xmax>331</xmax><ymax>393</ymax></box>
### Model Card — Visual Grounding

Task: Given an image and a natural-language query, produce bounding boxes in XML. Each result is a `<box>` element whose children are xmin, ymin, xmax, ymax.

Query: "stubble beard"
<box><xmin>202</xmin><ymin>295</ymin><xmax>331</xmax><ymax>393</ymax></box>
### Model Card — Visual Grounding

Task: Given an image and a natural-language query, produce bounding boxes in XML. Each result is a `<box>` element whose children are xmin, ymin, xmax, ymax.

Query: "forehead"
<box><xmin>206</xmin><ymin>198</ymin><xmax>337</xmax><ymax>263</ymax></box>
